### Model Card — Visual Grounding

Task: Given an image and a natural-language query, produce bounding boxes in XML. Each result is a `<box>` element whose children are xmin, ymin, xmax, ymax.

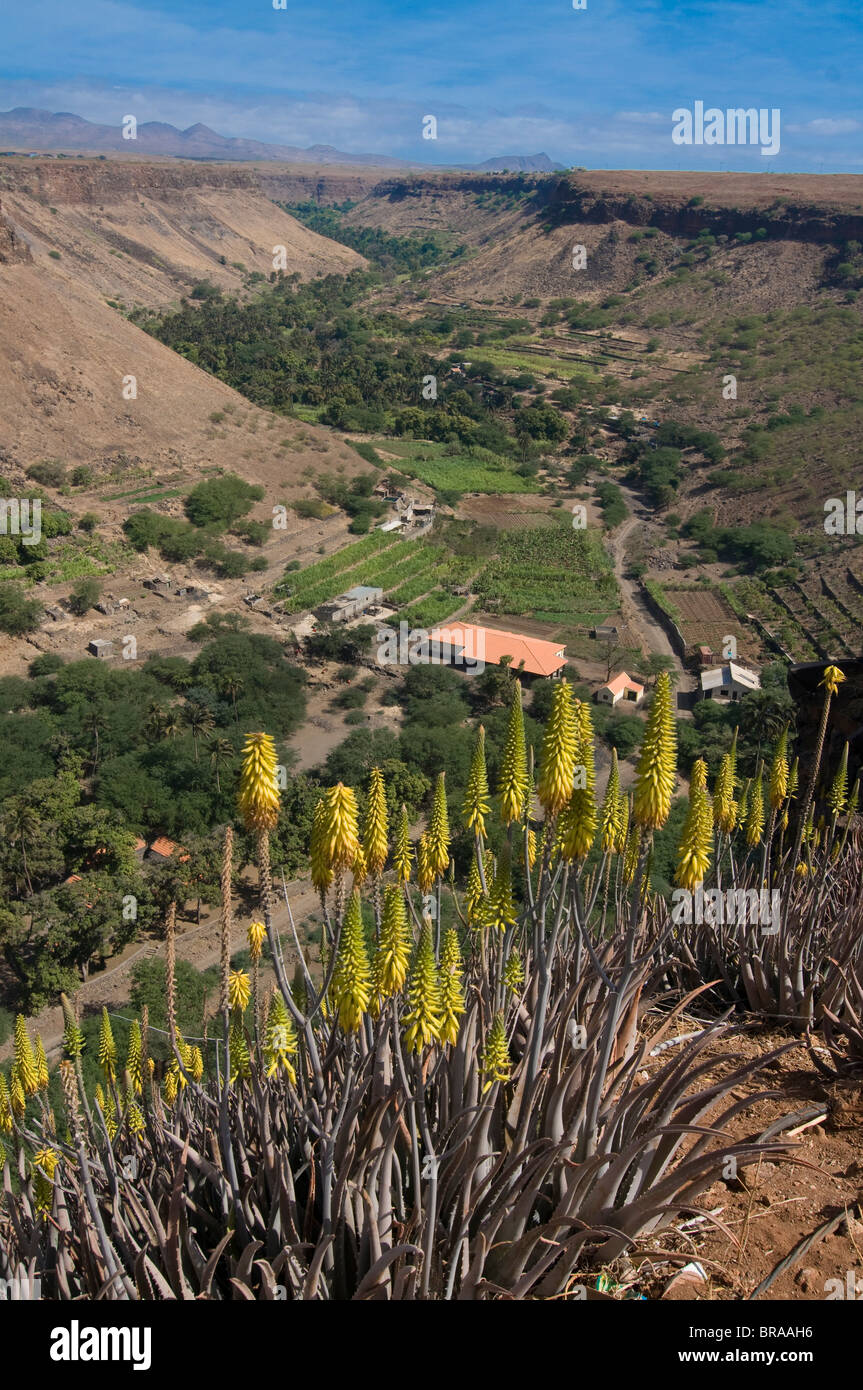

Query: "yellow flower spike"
<box><xmin>34</xmin><ymin>1034</ymin><xmax>49</xmax><ymax>1092</ymax></box>
<box><xmin>675</xmin><ymin>758</ymin><xmax>714</xmax><ymax>891</ymax></box>
<box><xmin>463</xmin><ymin>726</ymin><xmax>491</xmax><ymax>839</ymax></box>
<box><xmin>229</xmin><ymin>1018</ymin><xmax>251</xmax><ymax>1083</ymax></box>
<box><xmin>480</xmin><ymin>1013</ymin><xmax>511</xmax><ymax>1091</ymax></box>
<box><xmin>820</xmin><ymin>665</ymin><xmax>846</xmax><ymax>697</ymax></box>
<box><xmin>238</xmin><ymin>731</ymin><xmax>281</xmax><ymax>832</ymax></box>
<box><xmin>247</xmin><ymin>920</ymin><xmax>267</xmax><ymax>962</ymax></box>
<box><xmin>787</xmin><ymin>757</ymin><xmax>799</xmax><ymax>799</ymax></box>
<box><xmin>523</xmin><ymin>825</ymin><xmax>537</xmax><ymax>871</ymax></box>
<box><xmin>229</xmin><ymin>969</ymin><xmax>251</xmax><ymax>1014</ymax></box>
<box><xmin>402</xmin><ymin>922</ymin><xmax>443</xmax><ymax>1055</ymax></box>
<box><xmin>599</xmin><ymin>748</ymin><xmax>623</xmax><ymax>854</ymax></box>
<box><xmin>331</xmin><ymin>890</ymin><xmax>371</xmax><ymax>1032</ymax></box>
<box><xmin>537</xmin><ymin>680</ymin><xmax>577</xmax><ymax>817</ymax></box>
<box><xmin>848</xmin><ymin>776</ymin><xmax>860</xmax><ymax>817</ymax></box>
<box><xmin>633</xmin><ymin>671</ymin><xmax>677</xmax><ymax>829</ymax></box>
<box><xmin>484</xmin><ymin>848</ymin><xmax>517</xmax><ymax>933</ymax></box>
<box><xmin>363</xmin><ymin>767</ymin><xmax>389</xmax><ymax>877</ymax></box>
<box><xmin>97</xmin><ymin>1008</ymin><xmax>116</xmax><ymax>1085</ymax></box>
<box><xmin>61</xmin><ymin>995</ymin><xmax>85</xmax><ymax>1060</ymax></box>
<box><xmin>828</xmin><ymin>742</ymin><xmax>849</xmax><ymax>817</ymax></box>
<box><xmin>615</xmin><ymin>791</ymin><xmax>630</xmax><ymax>856</ymax></box>
<box><xmin>320</xmin><ymin>782</ymin><xmax>360</xmax><ymax>871</ymax></box>
<box><xmin>189</xmin><ymin>1046</ymin><xmax>204</xmax><ymax>1083</ymax></box>
<box><xmin>32</xmin><ymin>1147</ymin><xmax>59</xmax><ymax>1213</ymax></box>
<box><xmin>163</xmin><ymin>1071</ymin><xmax>178</xmax><ymax>1106</ymax></box>
<box><xmin>94</xmin><ymin>1083</ymin><xmax>106</xmax><ymax>1112</ymax></box>
<box><xmin>14</xmin><ymin>1016</ymin><xmax>39</xmax><ymax>1096</ymax></box>
<box><xmin>0</xmin><ymin>1074</ymin><xmax>13</xmax><ymax>1135</ymax></box>
<box><xmin>769</xmin><ymin>727</ymin><xmax>789</xmax><ymax>811</ymax></box>
<box><xmin>309</xmin><ymin>798</ymin><xmax>335</xmax><ymax>896</ymax></box>
<box><xmin>126</xmin><ymin>1019</ymin><xmax>143</xmax><ymax>1095</ymax></box>
<box><xmin>264</xmin><ymin>991</ymin><xmax>298</xmax><ymax>1082</ymax></box>
<box><xmin>559</xmin><ymin>700</ymin><xmax>597</xmax><ymax>860</ymax></box>
<box><xmin>427</xmin><ymin>772</ymin><xmax>451</xmax><ymax>879</ymax></box>
<box><xmin>10</xmin><ymin>1070</ymin><xmax>26</xmax><ymax>1119</ymax></box>
<box><xmin>465</xmin><ymin>852</ymin><xmax>489</xmax><ymax>925</ymax></box>
<box><xmin>503</xmin><ymin>949</ymin><xmax>525</xmax><ymax>993</ymax></box>
<box><xmin>416</xmin><ymin>832</ymin><xmax>435</xmax><ymax>895</ymax></box>
<box><xmin>352</xmin><ymin>839</ymin><xmax>368</xmax><ymax>887</ymax></box>
<box><xmin>393</xmin><ymin>804</ymin><xmax>413</xmax><ymax>882</ymax></box>
<box><xmin>498</xmin><ymin>680</ymin><xmax>529</xmax><ymax>825</ymax></box>
<box><xmin>745</xmin><ymin>770</ymin><xmax>765</xmax><ymax>848</ymax></box>
<box><xmin>622</xmin><ymin>817</ymin><xmax>641</xmax><ymax>885</ymax></box>
<box><xmin>373</xmin><ymin>885</ymin><xmax>412</xmax><ymax>1001</ymax></box>
<box><xmin>437</xmin><ymin>928</ymin><xmax>466</xmax><ymax>1046</ymax></box>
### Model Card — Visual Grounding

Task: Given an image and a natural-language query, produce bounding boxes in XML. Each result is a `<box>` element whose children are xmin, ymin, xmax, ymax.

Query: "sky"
<box><xmin>2</xmin><ymin>0</ymin><xmax>862</xmax><ymax>169</ymax></box>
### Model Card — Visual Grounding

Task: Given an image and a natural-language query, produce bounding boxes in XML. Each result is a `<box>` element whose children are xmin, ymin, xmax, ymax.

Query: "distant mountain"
<box><xmin>471</xmin><ymin>153</ymin><xmax>566</xmax><ymax>172</ymax></box>
<box><xmin>0</xmin><ymin>108</ymin><xmax>566</xmax><ymax>172</ymax></box>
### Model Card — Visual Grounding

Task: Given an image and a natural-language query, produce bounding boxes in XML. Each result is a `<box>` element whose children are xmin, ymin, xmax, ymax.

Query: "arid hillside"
<box><xmin>0</xmin><ymin>157</ymin><xmax>368</xmax><ymax>483</ymax></box>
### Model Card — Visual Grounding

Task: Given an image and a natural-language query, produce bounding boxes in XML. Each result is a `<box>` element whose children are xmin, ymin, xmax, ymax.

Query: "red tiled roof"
<box><xmin>602</xmin><ymin>671</ymin><xmax>644</xmax><ymax>698</ymax></box>
<box><xmin>148</xmin><ymin>837</ymin><xmax>189</xmax><ymax>862</ymax></box>
<box><xmin>427</xmin><ymin>621</ymin><xmax>567</xmax><ymax>678</ymax></box>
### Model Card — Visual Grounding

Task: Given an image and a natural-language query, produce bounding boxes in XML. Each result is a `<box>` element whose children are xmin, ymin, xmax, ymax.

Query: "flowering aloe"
<box><xmin>537</xmin><ymin>680</ymin><xmax>576</xmax><ymax>817</ymax></box>
<box><xmin>331</xmin><ymin>890</ymin><xmax>371</xmax><ymax>1032</ymax></box>
<box><xmin>438</xmin><ymin>928</ymin><xmax>466</xmax><ymax>1046</ymax></box>
<box><xmin>633</xmin><ymin>671</ymin><xmax>676</xmax><ymax>830</ymax></box>
<box><xmin>463</xmin><ymin>725</ymin><xmax>490</xmax><ymax>839</ymax></box>
<box><xmin>480</xmin><ymin>1013</ymin><xmax>511</xmax><ymax>1091</ymax></box>
<box><xmin>97</xmin><ymin>1008</ymin><xmax>116</xmax><ymax>1085</ymax></box>
<box><xmin>393</xmin><ymin>805</ymin><xmax>413</xmax><ymax>882</ymax></box>
<box><xmin>427</xmin><ymin>772</ymin><xmax>451</xmax><ymax>879</ymax></box>
<box><xmin>238</xmin><ymin>731</ymin><xmax>281</xmax><ymax>832</ymax></box>
<box><xmin>675</xmin><ymin>758</ymin><xmax>713</xmax><ymax>891</ymax></box>
<box><xmin>363</xmin><ymin>767</ymin><xmax>389</xmax><ymax>877</ymax></box>
<box><xmin>402</xmin><ymin>923</ymin><xmax>443</xmax><ymax>1054</ymax></box>
<box><xmin>373</xmin><ymin>885</ymin><xmax>411</xmax><ymax>1001</ymax></box>
<box><xmin>498</xmin><ymin>680</ymin><xmax>529</xmax><ymax>825</ymax></box>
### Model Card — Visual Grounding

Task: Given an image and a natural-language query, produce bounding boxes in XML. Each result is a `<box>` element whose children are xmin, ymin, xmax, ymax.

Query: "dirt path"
<box><xmin>605</xmin><ymin>481</ymin><xmax>697</xmax><ymax>708</ymax></box>
<box><xmin>0</xmin><ymin>878</ymin><xmax>324</xmax><ymax>1064</ymax></box>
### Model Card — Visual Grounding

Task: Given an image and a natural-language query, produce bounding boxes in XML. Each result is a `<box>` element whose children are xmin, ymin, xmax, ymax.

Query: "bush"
<box><xmin>26</xmin><ymin>459</ymin><xmax>66</xmax><ymax>488</ymax></box>
<box><xmin>0</xmin><ymin>583</ymin><xmax>42</xmax><ymax>635</ymax></box>
<box><xmin>184</xmin><ymin>474</ymin><xmax>264</xmax><ymax>529</ymax></box>
<box><xmin>68</xmin><ymin>576</ymin><xmax>101</xmax><ymax>616</ymax></box>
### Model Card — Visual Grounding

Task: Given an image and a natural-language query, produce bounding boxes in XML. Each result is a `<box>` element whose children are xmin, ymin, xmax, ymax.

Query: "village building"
<box><xmin>700</xmin><ymin>662</ymin><xmax>761</xmax><ymax>701</ymax></box>
<box><xmin>314</xmin><ymin>584</ymin><xmax>384</xmax><ymax>624</ymax></box>
<box><xmin>596</xmin><ymin>672</ymin><xmax>645</xmax><ymax>707</ymax></box>
<box><xmin>424</xmin><ymin>622</ymin><xmax>567</xmax><ymax>679</ymax></box>
<box><xmin>87</xmin><ymin>638</ymin><xmax>114</xmax><ymax>660</ymax></box>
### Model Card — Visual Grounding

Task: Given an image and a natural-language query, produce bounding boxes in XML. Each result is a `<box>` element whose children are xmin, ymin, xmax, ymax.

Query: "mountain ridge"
<box><xmin>0</xmin><ymin>107</ymin><xmax>565</xmax><ymax>172</ymax></box>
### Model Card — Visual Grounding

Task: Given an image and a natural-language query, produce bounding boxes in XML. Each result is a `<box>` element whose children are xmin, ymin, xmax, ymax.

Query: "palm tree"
<box><xmin>219</xmin><ymin>672</ymin><xmax>244</xmax><ymax>723</ymax></box>
<box><xmin>145</xmin><ymin>702</ymin><xmax>167</xmax><ymax>742</ymax></box>
<box><xmin>208</xmin><ymin>736</ymin><xmax>235</xmax><ymax>792</ymax></box>
<box><xmin>161</xmin><ymin>710</ymin><xmax>184</xmax><ymax>742</ymax></box>
<box><xmin>4</xmin><ymin>799</ymin><xmax>41</xmax><ymax>895</ymax></box>
<box><xmin>184</xmin><ymin>704</ymin><xmax>215</xmax><ymax>761</ymax></box>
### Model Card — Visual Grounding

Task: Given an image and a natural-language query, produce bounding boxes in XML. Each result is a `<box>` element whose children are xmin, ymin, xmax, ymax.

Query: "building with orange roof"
<box><xmin>596</xmin><ymin>672</ymin><xmax>645</xmax><ymax>707</ymax></box>
<box><xmin>146</xmin><ymin>837</ymin><xmax>190</xmax><ymax>863</ymax></box>
<box><xmin>424</xmin><ymin>621</ymin><xmax>567</xmax><ymax>679</ymax></box>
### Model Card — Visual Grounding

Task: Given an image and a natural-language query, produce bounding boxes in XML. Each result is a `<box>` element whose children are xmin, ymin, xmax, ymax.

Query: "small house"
<box><xmin>143</xmin><ymin>573</ymin><xmax>173</xmax><ymax>596</ymax></box>
<box><xmin>315</xmin><ymin>584</ymin><xmax>384</xmax><ymax>624</ymax></box>
<box><xmin>596</xmin><ymin>672</ymin><xmax>644</xmax><ymax>707</ymax></box>
<box><xmin>700</xmin><ymin>662</ymin><xmax>761</xmax><ymax>702</ymax></box>
<box><xmin>594</xmin><ymin>624</ymin><xmax>620</xmax><ymax>645</ymax></box>
<box><xmin>88</xmin><ymin>638</ymin><xmax>114</xmax><ymax>660</ymax></box>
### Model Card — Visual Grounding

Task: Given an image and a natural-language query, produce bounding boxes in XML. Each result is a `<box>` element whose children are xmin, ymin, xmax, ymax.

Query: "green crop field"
<box><xmin>472</xmin><ymin>524</ymin><xmax>618</xmax><ymax>626</ymax></box>
<box><xmin>366</xmin><ymin>439</ymin><xmax>539</xmax><ymax>494</ymax></box>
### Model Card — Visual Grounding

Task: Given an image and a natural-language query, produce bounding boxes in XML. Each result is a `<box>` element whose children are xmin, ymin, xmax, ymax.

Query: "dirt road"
<box><xmin>606</xmin><ymin>481</ymin><xmax>697</xmax><ymax>707</ymax></box>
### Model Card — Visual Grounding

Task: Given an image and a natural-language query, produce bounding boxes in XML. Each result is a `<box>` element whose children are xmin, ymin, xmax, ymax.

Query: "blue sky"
<box><xmin>2</xmin><ymin>0</ymin><xmax>862</xmax><ymax>168</ymax></box>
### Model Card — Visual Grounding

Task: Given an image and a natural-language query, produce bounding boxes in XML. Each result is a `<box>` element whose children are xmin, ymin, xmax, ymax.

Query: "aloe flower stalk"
<box><xmin>402</xmin><ymin>922</ymin><xmax>443</xmax><ymax>1054</ymax></box>
<box><xmin>480</xmin><ymin>1012</ymin><xmax>511</xmax><ymax>1091</ymax></box>
<box><xmin>238</xmin><ymin>731</ymin><xmax>281</xmax><ymax>832</ymax></box>
<box><xmin>745</xmin><ymin>769</ymin><xmax>765</xmax><ymax>848</ymax></box>
<box><xmin>675</xmin><ymin>758</ymin><xmax>713</xmax><ymax>890</ymax></box>
<box><xmin>463</xmin><ymin>725</ymin><xmax>490</xmax><ymax>839</ymax></box>
<box><xmin>416</xmin><ymin>832</ymin><xmax>435</xmax><ymax>895</ymax></box>
<box><xmin>633</xmin><ymin>671</ymin><xmax>677</xmax><ymax>829</ymax></box>
<box><xmin>97</xmin><ymin>1008</ymin><xmax>116</xmax><ymax>1086</ymax></box>
<box><xmin>483</xmin><ymin>846</ymin><xmax>517</xmax><ymax>933</ymax></box>
<box><xmin>373</xmin><ymin>885</ymin><xmax>412</xmax><ymax>1001</ymax></box>
<box><xmin>503</xmin><ymin>949</ymin><xmax>525</xmax><ymax>993</ymax></box>
<box><xmin>34</xmin><ymin>1034</ymin><xmax>49</xmax><ymax>1092</ymax></box>
<box><xmin>599</xmin><ymin>748</ymin><xmax>623</xmax><ymax>853</ymax></box>
<box><xmin>309</xmin><ymin>798</ymin><xmax>335</xmax><ymax>898</ymax></box>
<box><xmin>363</xmin><ymin>767</ymin><xmax>389</xmax><ymax>877</ymax></box>
<box><xmin>537</xmin><ymin>680</ymin><xmax>576</xmax><ymax>817</ymax></box>
<box><xmin>331</xmin><ymin>890</ymin><xmax>371</xmax><ymax>1032</ymax></box>
<box><xmin>828</xmin><ymin>742</ymin><xmax>849</xmax><ymax>818</ymax></box>
<box><xmin>769</xmin><ymin>727</ymin><xmax>789</xmax><ymax>810</ymax></box>
<box><xmin>0</xmin><ymin>1074</ymin><xmax>13</xmax><ymax>1135</ymax></box>
<box><xmin>264</xmin><ymin>992</ymin><xmax>298</xmax><ymax>1082</ymax></box>
<box><xmin>393</xmin><ymin>804</ymin><xmax>413</xmax><ymax>882</ymax></box>
<box><xmin>794</xmin><ymin>665</ymin><xmax>846</xmax><ymax>864</ymax></box>
<box><xmin>247</xmin><ymin>920</ymin><xmax>266</xmax><ymax>961</ymax></box>
<box><xmin>437</xmin><ymin>928</ymin><xmax>466</xmax><ymax>1046</ymax></box>
<box><xmin>319</xmin><ymin>782</ymin><xmax>360</xmax><ymax>871</ymax></box>
<box><xmin>427</xmin><ymin>772</ymin><xmax>451</xmax><ymax>879</ymax></box>
<box><xmin>14</xmin><ymin>1016</ymin><xmax>38</xmax><ymax>1097</ymax></box>
<box><xmin>126</xmin><ymin>1020</ymin><xmax>143</xmax><ymax>1095</ymax></box>
<box><xmin>714</xmin><ymin>729</ymin><xmax>738</xmax><ymax>834</ymax></box>
<box><xmin>559</xmin><ymin>699</ymin><xmax>597</xmax><ymax>861</ymax></box>
<box><xmin>498</xmin><ymin>680</ymin><xmax>529</xmax><ymax>825</ymax></box>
